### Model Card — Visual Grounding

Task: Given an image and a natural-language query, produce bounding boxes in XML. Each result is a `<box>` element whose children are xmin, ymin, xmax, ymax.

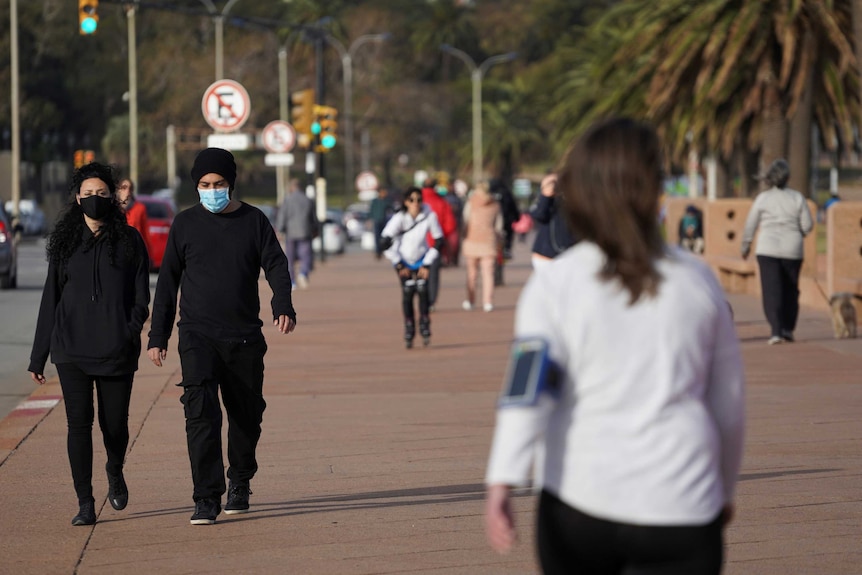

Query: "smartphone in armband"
<box><xmin>498</xmin><ymin>338</ymin><xmax>560</xmax><ymax>407</ymax></box>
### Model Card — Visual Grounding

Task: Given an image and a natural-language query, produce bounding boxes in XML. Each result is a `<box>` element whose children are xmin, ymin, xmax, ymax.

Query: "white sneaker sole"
<box><xmin>190</xmin><ymin>517</ymin><xmax>216</xmax><ymax>525</ymax></box>
<box><xmin>223</xmin><ymin>508</ymin><xmax>250</xmax><ymax>515</ymax></box>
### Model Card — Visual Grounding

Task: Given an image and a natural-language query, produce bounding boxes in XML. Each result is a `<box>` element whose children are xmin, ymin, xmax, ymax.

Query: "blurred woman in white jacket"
<box><xmin>484</xmin><ymin>118</ymin><xmax>746</xmax><ymax>574</ymax></box>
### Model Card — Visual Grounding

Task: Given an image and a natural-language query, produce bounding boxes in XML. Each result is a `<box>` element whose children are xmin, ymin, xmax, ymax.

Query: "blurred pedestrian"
<box><xmin>741</xmin><ymin>158</ymin><xmax>813</xmax><ymax>345</ymax></box>
<box><xmin>276</xmin><ymin>178</ymin><xmax>318</xmax><ymax>289</ymax></box>
<box><xmin>29</xmin><ymin>162</ymin><xmax>150</xmax><ymax>526</ymax></box>
<box><xmin>490</xmin><ymin>179</ymin><xmax>520</xmax><ymax>260</ymax></box>
<box><xmin>369</xmin><ymin>187</ymin><xmax>394</xmax><ymax>259</ymax></box>
<box><xmin>438</xmin><ymin>182</ymin><xmax>463</xmax><ymax>267</ymax></box>
<box><xmin>460</xmin><ymin>182</ymin><xmax>502</xmax><ymax>312</ymax></box>
<box><xmin>380</xmin><ymin>186</ymin><xmax>444</xmax><ymax>348</ymax></box>
<box><xmin>147</xmin><ymin>148</ymin><xmax>297</xmax><ymax>525</ymax></box>
<box><xmin>117</xmin><ymin>178</ymin><xmax>151</xmax><ymax>264</ymax></box>
<box><xmin>421</xmin><ymin>178</ymin><xmax>456</xmax><ymax>309</ymax></box>
<box><xmin>679</xmin><ymin>205</ymin><xmax>705</xmax><ymax>254</ymax></box>
<box><xmin>485</xmin><ymin>118</ymin><xmax>745</xmax><ymax>574</ymax></box>
<box><xmin>530</xmin><ymin>172</ymin><xmax>577</xmax><ymax>270</ymax></box>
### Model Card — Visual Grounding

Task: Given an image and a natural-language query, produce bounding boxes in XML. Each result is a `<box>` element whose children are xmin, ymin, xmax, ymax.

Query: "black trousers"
<box><xmin>537</xmin><ymin>490</ymin><xmax>724</xmax><ymax>575</ymax></box>
<box><xmin>56</xmin><ymin>364</ymin><xmax>134</xmax><ymax>505</ymax></box>
<box><xmin>178</xmin><ymin>329</ymin><xmax>267</xmax><ymax>502</ymax></box>
<box><xmin>427</xmin><ymin>257</ymin><xmax>441</xmax><ymax>307</ymax></box>
<box><xmin>398</xmin><ymin>269</ymin><xmax>430</xmax><ymax>324</ymax></box>
<box><xmin>756</xmin><ymin>255</ymin><xmax>803</xmax><ymax>337</ymax></box>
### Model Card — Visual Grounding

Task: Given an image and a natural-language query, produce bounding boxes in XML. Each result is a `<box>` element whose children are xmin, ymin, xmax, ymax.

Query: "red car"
<box><xmin>137</xmin><ymin>195</ymin><xmax>175</xmax><ymax>271</ymax></box>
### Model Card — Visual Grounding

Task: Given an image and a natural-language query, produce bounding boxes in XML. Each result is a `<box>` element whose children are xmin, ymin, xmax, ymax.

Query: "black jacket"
<box><xmin>29</xmin><ymin>225</ymin><xmax>150</xmax><ymax>376</ymax></box>
<box><xmin>530</xmin><ymin>194</ymin><xmax>577</xmax><ymax>258</ymax></box>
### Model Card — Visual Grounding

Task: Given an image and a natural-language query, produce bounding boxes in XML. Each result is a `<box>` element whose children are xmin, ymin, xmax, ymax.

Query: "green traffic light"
<box><xmin>81</xmin><ymin>17</ymin><xmax>98</xmax><ymax>34</ymax></box>
<box><xmin>321</xmin><ymin>134</ymin><xmax>336</xmax><ymax>148</ymax></box>
<box><xmin>311</xmin><ymin>122</ymin><xmax>321</xmax><ymax>135</ymax></box>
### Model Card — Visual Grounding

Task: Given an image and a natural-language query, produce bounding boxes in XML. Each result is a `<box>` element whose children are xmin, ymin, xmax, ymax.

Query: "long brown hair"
<box><xmin>557</xmin><ymin>118</ymin><xmax>664</xmax><ymax>304</ymax></box>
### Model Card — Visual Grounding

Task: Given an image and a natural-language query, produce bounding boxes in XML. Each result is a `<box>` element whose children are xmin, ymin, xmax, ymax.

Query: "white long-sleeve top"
<box><xmin>486</xmin><ymin>242</ymin><xmax>745</xmax><ymax>526</ymax></box>
<box><xmin>381</xmin><ymin>206</ymin><xmax>443</xmax><ymax>267</ymax></box>
<box><xmin>741</xmin><ymin>186</ymin><xmax>813</xmax><ymax>260</ymax></box>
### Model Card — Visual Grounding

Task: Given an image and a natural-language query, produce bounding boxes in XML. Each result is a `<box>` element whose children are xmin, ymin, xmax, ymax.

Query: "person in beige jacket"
<box><xmin>461</xmin><ymin>182</ymin><xmax>503</xmax><ymax>312</ymax></box>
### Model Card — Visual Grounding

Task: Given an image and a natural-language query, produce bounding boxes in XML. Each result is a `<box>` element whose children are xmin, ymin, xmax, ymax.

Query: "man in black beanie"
<box><xmin>148</xmin><ymin>147</ymin><xmax>297</xmax><ymax>525</ymax></box>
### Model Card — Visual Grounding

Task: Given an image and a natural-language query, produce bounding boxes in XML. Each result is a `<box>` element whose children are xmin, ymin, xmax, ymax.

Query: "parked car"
<box><xmin>312</xmin><ymin>208</ymin><xmax>347</xmax><ymax>255</ymax></box>
<box><xmin>343</xmin><ymin>202</ymin><xmax>370</xmax><ymax>242</ymax></box>
<box><xmin>5</xmin><ymin>199</ymin><xmax>45</xmax><ymax>236</ymax></box>
<box><xmin>137</xmin><ymin>195</ymin><xmax>175</xmax><ymax>271</ymax></box>
<box><xmin>0</xmin><ymin>203</ymin><xmax>19</xmax><ymax>289</ymax></box>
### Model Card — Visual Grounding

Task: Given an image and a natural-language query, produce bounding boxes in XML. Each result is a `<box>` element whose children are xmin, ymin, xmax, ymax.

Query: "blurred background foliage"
<box><xmin>0</xmin><ymin>0</ymin><xmax>859</xmax><ymax>205</ymax></box>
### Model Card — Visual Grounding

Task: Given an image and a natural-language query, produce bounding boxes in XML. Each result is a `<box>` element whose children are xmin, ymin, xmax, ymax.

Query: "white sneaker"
<box><xmin>483</xmin><ymin>303</ymin><xmax>494</xmax><ymax>312</ymax></box>
<box><xmin>767</xmin><ymin>336</ymin><xmax>783</xmax><ymax>345</ymax></box>
<box><xmin>297</xmin><ymin>274</ymin><xmax>309</xmax><ymax>289</ymax></box>
<box><xmin>462</xmin><ymin>300</ymin><xmax>473</xmax><ymax>311</ymax></box>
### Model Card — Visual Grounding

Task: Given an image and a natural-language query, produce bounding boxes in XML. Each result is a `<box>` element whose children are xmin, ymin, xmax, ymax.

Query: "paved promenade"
<box><xmin>0</xmin><ymin>241</ymin><xmax>860</xmax><ymax>574</ymax></box>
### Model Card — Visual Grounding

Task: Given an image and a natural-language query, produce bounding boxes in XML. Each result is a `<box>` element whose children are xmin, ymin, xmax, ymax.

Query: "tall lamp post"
<box><xmin>126</xmin><ymin>2</ymin><xmax>139</xmax><ymax>186</ymax></box>
<box><xmin>275</xmin><ymin>30</ymin><xmax>301</xmax><ymax>205</ymax></box>
<box><xmin>196</xmin><ymin>0</ymin><xmax>242</xmax><ymax>81</ymax></box>
<box><xmin>440</xmin><ymin>45</ymin><xmax>516</xmax><ymax>186</ymax></box>
<box><xmin>324</xmin><ymin>33</ymin><xmax>389</xmax><ymax>198</ymax></box>
<box><xmin>9</xmin><ymin>0</ymin><xmax>20</xmax><ymax>225</ymax></box>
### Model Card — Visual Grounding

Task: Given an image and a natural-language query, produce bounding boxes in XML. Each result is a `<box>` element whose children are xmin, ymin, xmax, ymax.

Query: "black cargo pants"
<box><xmin>178</xmin><ymin>329</ymin><xmax>267</xmax><ymax>502</ymax></box>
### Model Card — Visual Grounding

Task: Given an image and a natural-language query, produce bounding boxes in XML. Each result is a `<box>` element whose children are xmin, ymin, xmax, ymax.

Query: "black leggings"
<box><xmin>398</xmin><ymin>269</ymin><xmax>429</xmax><ymax>322</ymax></box>
<box><xmin>537</xmin><ymin>490</ymin><xmax>724</xmax><ymax>575</ymax></box>
<box><xmin>56</xmin><ymin>364</ymin><xmax>134</xmax><ymax>505</ymax></box>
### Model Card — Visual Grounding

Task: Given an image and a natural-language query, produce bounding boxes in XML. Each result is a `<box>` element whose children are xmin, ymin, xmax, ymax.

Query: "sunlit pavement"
<box><xmin>0</xmin><ymin>240</ymin><xmax>860</xmax><ymax>574</ymax></box>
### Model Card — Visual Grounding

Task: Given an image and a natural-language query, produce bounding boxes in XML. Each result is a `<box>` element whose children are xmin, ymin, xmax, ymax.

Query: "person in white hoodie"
<box><xmin>380</xmin><ymin>186</ymin><xmax>444</xmax><ymax>348</ymax></box>
<box><xmin>484</xmin><ymin>118</ymin><xmax>745</xmax><ymax>574</ymax></box>
<box><xmin>741</xmin><ymin>158</ymin><xmax>813</xmax><ymax>345</ymax></box>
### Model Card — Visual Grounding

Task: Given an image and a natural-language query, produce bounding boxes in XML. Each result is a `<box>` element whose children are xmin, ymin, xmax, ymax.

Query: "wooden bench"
<box><xmin>704</xmin><ymin>255</ymin><xmax>757</xmax><ymax>293</ymax></box>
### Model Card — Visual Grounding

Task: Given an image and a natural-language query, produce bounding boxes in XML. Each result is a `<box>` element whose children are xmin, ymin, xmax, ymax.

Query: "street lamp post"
<box><xmin>10</xmin><ymin>0</ymin><xmax>20</xmax><ymax>225</ymax></box>
<box><xmin>440</xmin><ymin>45</ymin><xmax>516</xmax><ymax>186</ymax></box>
<box><xmin>196</xmin><ymin>0</ymin><xmax>242</xmax><ymax>81</ymax></box>
<box><xmin>324</xmin><ymin>33</ymin><xmax>389</xmax><ymax>198</ymax></box>
<box><xmin>126</xmin><ymin>3</ymin><xmax>138</xmax><ymax>186</ymax></box>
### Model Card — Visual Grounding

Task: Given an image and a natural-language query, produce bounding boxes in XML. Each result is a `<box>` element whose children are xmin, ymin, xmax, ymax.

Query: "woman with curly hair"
<box><xmin>28</xmin><ymin>162</ymin><xmax>150</xmax><ymax>526</ymax></box>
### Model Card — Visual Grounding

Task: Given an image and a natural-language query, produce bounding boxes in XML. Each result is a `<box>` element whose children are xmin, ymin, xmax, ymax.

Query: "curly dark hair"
<box><xmin>46</xmin><ymin>162</ymin><xmax>137</xmax><ymax>266</ymax></box>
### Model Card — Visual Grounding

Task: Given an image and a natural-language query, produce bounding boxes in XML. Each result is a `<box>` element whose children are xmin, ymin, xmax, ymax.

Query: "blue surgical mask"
<box><xmin>198</xmin><ymin>188</ymin><xmax>230</xmax><ymax>213</ymax></box>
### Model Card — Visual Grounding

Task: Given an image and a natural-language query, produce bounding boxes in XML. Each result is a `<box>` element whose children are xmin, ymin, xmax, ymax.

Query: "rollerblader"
<box><xmin>380</xmin><ymin>186</ymin><xmax>443</xmax><ymax>349</ymax></box>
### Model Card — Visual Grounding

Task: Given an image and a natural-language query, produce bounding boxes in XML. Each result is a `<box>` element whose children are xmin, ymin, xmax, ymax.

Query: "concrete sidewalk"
<box><xmin>1</xmin><ymin>241</ymin><xmax>860</xmax><ymax>574</ymax></box>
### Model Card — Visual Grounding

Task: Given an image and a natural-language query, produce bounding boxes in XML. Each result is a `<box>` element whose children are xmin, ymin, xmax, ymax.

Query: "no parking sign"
<box><xmin>201</xmin><ymin>79</ymin><xmax>251</xmax><ymax>133</ymax></box>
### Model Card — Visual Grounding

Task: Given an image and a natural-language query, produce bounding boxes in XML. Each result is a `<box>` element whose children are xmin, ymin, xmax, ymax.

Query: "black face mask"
<box><xmin>80</xmin><ymin>195</ymin><xmax>113</xmax><ymax>220</ymax></box>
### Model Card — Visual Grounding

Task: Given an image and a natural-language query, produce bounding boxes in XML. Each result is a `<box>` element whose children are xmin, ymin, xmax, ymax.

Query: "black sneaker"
<box><xmin>190</xmin><ymin>498</ymin><xmax>221</xmax><ymax>525</ymax></box>
<box><xmin>224</xmin><ymin>482</ymin><xmax>252</xmax><ymax>515</ymax></box>
<box><xmin>107</xmin><ymin>470</ymin><xmax>128</xmax><ymax>511</ymax></box>
<box><xmin>72</xmin><ymin>500</ymin><xmax>96</xmax><ymax>526</ymax></box>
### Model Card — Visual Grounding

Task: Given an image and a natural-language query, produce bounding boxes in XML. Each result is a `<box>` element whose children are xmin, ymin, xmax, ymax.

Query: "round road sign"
<box><xmin>262</xmin><ymin>121</ymin><xmax>296</xmax><ymax>153</ymax></box>
<box><xmin>355</xmin><ymin>170</ymin><xmax>379</xmax><ymax>192</ymax></box>
<box><xmin>201</xmin><ymin>79</ymin><xmax>251</xmax><ymax>133</ymax></box>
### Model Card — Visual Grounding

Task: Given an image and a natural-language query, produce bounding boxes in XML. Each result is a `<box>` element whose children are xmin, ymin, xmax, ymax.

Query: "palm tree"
<box><xmin>553</xmin><ymin>0</ymin><xmax>858</xmax><ymax>196</ymax></box>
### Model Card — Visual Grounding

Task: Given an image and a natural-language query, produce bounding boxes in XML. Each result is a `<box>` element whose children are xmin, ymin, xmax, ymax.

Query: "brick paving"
<box><xmin>0</xmin><ymin>241</ymin><xmax>860</xmax><ymax>574</ymax></box>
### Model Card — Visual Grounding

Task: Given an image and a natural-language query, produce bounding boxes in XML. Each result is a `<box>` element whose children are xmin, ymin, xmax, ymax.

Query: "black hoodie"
<box><xmin>29</xmin><ymin>225</ymin><xmax>150</xmax><ymax>376</ymax></box>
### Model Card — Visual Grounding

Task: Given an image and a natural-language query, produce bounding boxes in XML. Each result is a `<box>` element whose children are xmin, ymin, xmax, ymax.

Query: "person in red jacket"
<box><xmin>422</xmin><ymin>178</ymin><xmax>456</xmax><ymax>309</ymax></box>
<box><xmin>118</xmin><ymin>178</ymin><xmax>151</xmax><ymax>266</ymax></box>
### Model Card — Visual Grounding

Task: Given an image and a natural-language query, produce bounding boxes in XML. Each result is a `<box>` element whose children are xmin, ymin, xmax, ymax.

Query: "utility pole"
<box><xmin>315</xmin><ymin>33</ymin><xmax>327</xmax><ymax>261</ymax></box>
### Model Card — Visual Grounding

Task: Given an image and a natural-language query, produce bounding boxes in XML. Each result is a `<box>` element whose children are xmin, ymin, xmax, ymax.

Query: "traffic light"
<box><xmin>78</xmin><ymin>0</ymin><xmax>99</xmax><ymax>35</ymax></box>
<box><xmin>314</xmin><ymin>105</ymin><xmax>338</xmax><ymax>152</ymax></box>
<box><xmin>290</xmin><ymin>89</ymin><xmax>316</xmax><ymax>143</ymax></box>
<box><xmin>74</xmin><ymin>150</ymin><xmax>85</xmax><ymax>169</ymax></box>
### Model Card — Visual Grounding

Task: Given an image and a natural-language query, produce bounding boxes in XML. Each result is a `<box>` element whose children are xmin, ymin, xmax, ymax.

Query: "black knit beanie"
<box><xmin>191</xmin><ymin>148</ymin><xmax>237</xmax><ymax>188</ymax></box>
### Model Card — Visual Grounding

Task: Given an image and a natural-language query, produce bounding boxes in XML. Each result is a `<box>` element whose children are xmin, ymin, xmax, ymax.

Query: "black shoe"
<box><xmin>224</xmin><ymin>482</ymin><xmax>251</xmax><ymax>515</ymax></box>
<box><xmin>190</xmin><ymin>498</ymin><xmax>221</xmax><ymax>525</ymax></box>
<box><xmin>107</xmin><ymin>470</ymin><xmax>128</xmax><ymax>511</ymax></box>
<box><xmin>781</xmin><ymin>330</ymin><xmax>795</xmax><ymax>342</ymax></box>
<box><xmin>71</xmin><ymin>500</ymin><xmax>96</xmax><ymax>526</ymax></box>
